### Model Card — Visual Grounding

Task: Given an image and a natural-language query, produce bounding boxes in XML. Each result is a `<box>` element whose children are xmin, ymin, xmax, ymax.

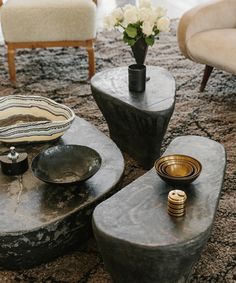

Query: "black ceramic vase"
<box><xmin>128</xmin><ymin>64</ymin><xmax>146</xmax><ymax>92</ymax></box>
<box><xmin>131</xmin><ymin>37</ymin><xmax>148</xmax><ymax>65</ymax></box>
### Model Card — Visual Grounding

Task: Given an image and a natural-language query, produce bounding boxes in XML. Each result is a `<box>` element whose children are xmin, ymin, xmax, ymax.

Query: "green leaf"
<box><xmin>145</xmin><ymin>35</ymin><xmax>155</xmax><ymax>46</ymax></box>
<box><xmin>132</xmin><ymin>22</ymin><xmax>141</xmax><ymax>29</ymax></box>
<box><xmin>123</xmin><ymin>32</ymin><xmax>130</xmax><ymax>42</ymax></box>
<box><xmin>125</xmin><ymin>24</ymin><xmax>138</xmax><ymax>38</ymax></box>
<box><xmin>127</xmin><ymin>38</ymin><xmax>136</xmax><ymax>46</ymax></box>
<box><xmin>123</xmin><ymin>32</ymin><xmax>136</xmax><ymax>46</ymax></box>
<box><xmin>154</xmin><ymin>28</ymin><xmax>160</xmax><ymax>36</ymax></box>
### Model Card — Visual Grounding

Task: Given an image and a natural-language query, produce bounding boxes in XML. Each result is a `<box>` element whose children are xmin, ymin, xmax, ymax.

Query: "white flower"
<box><xmin>155</xmin><ymin>6</ymin><xmax>167</xmax><ymax>18</ymax></box>
<box><xmin>142</xmin><ymin>21</ymin><xmax>154</xmax><ymax>36</ymax></box>
<box><xmin>138</xmin><ymin>7</ymin><xmax>156</xmax><ymax>24</ymax></box>
<box><xmin>123</xmin><ymin>7</ymin><xmax>139</xmax><ymax>26</ymax></box>
<box><xmin>104</xmin><ymin>15</ymin><xmax>117</xmax><ymax>31</ymax></box>
<box><xmin>104</xmin><ymin>0</ymin><xmax>170</xmax><ymax>44</ymax></box>
<box><xmin>111</xmin><ymin>8</ymin><xmax>124</xmax><ymax>23</ymax></box>
<box><xmin>104</xmin><ymin>8</ymin><xmax>124</xmax><ymax>30</ymax></box>
<box><xmin>139</xmin><ymin>0</ymin><xmax>152</xmax><ymax>9</ymax></box>
<box><xmin>123</xmin><ymin>4</ymin><xmax>135</xmax><ymax>12</ymax></box>
<box><xmin>156</xmin><ymin>17</ymin><xmax>170</xmax><ymax>32</ymax></box>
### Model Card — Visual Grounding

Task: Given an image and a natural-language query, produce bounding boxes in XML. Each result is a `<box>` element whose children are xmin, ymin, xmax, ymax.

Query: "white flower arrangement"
<box><xmin>104</xmin><ymin>0</ymin><xmax>170</xmax><ymax>46</ymax></box>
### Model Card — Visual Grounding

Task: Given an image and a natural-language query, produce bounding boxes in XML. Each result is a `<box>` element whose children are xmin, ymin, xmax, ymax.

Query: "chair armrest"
<box><xmin>177</xmin><ymin>0</ymin><xmax>236</xmax><ymax>59</ymax></box>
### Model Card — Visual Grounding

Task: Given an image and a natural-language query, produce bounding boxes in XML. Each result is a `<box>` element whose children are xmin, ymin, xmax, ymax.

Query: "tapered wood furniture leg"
<box><xmin>7</xmin><ymin>45</ymin><xmax>16</xmax><ymax>83</ymax></box>
<box><xmin>87</xmin><ymin>40</ymin><xmax>95</xmax><ymax>79</ymax></box>
<box><xmin>200</xmin><ymin>65</ymin><xmax>213</xmax><ymax>92</ymax></box>
<box><xmin>1</xmin><ymin>0</ymin><xmax>97</xmax><ymax>83</ymax></box>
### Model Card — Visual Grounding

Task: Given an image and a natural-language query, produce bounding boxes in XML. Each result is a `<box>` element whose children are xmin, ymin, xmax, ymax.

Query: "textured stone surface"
<box><xmin>0</xmin><ymin>117</ymin><xmax>124</xmax><ymax>269</ymax></box>
<box><xmin>0</xmin><ymin>19</ymin><xmax>235</xmax><ymax>283</ymax></box>
<box><xmin>91</xmin><ymin>66</ymin><xmax>175</xmax><ymax>169</ymax></box>
<box><xmin>93</xmin><ymin>136</ymin><xmax>226</xmax><ymax>283</ymax></box>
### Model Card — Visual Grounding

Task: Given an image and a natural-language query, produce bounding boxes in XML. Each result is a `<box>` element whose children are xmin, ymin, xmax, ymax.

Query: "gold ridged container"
<box><xmin>167</xmin><ymin>190</ymin><xmax>187</xmax><ymax>217</ymax></box>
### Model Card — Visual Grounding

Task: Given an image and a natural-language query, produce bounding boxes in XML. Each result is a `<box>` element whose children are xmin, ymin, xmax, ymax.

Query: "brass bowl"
<box><xmin>154</xmin><ymin>154</ymin><xmax>202</xmax><ymax>185</ymax></box>
<box><xmin>159</xmin><ymin>161</ymin><xmax>194</xmax><ymax>177</ymax></box>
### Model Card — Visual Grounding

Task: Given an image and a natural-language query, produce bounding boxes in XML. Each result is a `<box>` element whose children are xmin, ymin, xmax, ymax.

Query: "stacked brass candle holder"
<box><xmin>167</xmin><ymin>190</ymin><xmax>187</xmax><ymax>217</ymax></box>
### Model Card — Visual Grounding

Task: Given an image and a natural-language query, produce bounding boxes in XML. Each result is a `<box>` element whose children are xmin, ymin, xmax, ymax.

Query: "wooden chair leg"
<box><xmin>86</xmin><ymin>40</ymin><xmax>95</xmax><ymax>79</ymax></box>
<box><xmin>200</xmin><ymin>65</ymin><xmax>213</xmax><ymax>92</ymax></box>
<box><xmin>7</xmin><ymin>45</ymin><xmax>16</xmax><ymax>83</ymax></box>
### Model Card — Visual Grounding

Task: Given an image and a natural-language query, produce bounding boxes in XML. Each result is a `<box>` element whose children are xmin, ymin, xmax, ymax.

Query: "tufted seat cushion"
<box><xmin>187</xmin><ymin>28</ymin><xmax>236</xmax><ymax>75</ymax></box>
<box><xmin>1</xmin><ymin>0</ymin><xmax>96</xmax><ymax>43</ymax></box>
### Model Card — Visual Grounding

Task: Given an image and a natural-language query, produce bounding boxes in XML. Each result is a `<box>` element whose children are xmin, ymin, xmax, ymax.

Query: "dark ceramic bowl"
<box><xmin>31</xmin><ymin>145</ymin><xmax>102</xmax><ymax>184</ymax></box>
<box><xmin>154</xmin><ymin>154</ymin><xmax>202</xmax><ymax>185</ymax></box>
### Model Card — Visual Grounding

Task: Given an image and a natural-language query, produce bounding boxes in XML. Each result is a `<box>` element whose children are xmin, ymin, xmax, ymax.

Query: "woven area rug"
<box><xmin>0</xmin><ymin>21</ymin><xmax>235</xmax><ymax>283</ymax></box>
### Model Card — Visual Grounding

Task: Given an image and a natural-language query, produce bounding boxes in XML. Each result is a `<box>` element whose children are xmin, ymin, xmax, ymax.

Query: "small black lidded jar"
<box><xmin>128</xmin><ymin>64</ymin><xmax>146</xmax><ymax>93</ymax></box>
<box><xmin>0</xmin><ymin>146</ymin><xmax>28</xmax><ymax>176</ymax></box>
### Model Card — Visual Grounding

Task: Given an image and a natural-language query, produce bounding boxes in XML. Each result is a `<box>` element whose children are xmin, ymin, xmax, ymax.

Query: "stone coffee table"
<box><xmin>91</xmin><ymin>66</ymin><xmax>175</xmax><ymax>169</ymax></box>
<box><xmin>0</xmin><ymin>116</ymin><xmax>124</xmax><ymax>269</ymax></box>
<box><xmin>93</xmin><ymin>136</ymin><xmax>226</xmax><ymax>283</ymax></box>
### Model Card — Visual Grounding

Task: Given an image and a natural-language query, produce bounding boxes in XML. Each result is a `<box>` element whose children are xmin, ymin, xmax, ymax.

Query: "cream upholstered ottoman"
<box><xmin>0</xmin><ymin>0</ymin><xmax>97</xmax><ymax>82</ymax></box>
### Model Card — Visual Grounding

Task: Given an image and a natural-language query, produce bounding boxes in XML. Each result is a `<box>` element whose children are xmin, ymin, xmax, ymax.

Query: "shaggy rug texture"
<box><xmin>0</xmin><ymin>21</ymin><xmax>235</xmax><ymax>283</ymax></box>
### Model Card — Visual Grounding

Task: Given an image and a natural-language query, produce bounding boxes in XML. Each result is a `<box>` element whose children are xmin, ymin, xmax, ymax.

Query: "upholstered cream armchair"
<box><xmin>0</xmin><ymin>0</ymin><xmax>97</xmax><ymax>83</ymax></box>
<box><xmin>177</xmin><ymin>0</ymin><xmax>236</xmax><ymax>91</ymax></box>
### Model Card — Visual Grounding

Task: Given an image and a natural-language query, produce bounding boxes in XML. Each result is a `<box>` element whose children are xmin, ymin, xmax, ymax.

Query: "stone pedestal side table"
<box><xmin>91</xmin><ymin>66</ymin><xmax>175</xmax><ymax>169</ymax></box>
<box><xmin>93</xmin><ymin>136</ymin><xmax>226</xmax><ymax>283</ymax></box>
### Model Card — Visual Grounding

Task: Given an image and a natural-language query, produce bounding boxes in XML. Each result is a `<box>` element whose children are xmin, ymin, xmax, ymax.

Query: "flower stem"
<box><xmin>118</xmin><ymin>23</ymin><xmax>125</xmax><ymax>29</ymax></box>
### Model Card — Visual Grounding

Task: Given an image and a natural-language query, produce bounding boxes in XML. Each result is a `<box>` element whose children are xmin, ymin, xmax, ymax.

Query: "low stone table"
<box><xmin>0</xmin><ymin>116</ymin><xmax>124</xmax><ymax>269</ymax></box>
<box><xmin>91</xmin><ymin>66</ymin><xmax>175</xmax><ymax>169</ymax></box>
<box><xmin>93</xmin><ymin>136</ymin><xmax>226</xmax><ymax>283</ymax></box>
